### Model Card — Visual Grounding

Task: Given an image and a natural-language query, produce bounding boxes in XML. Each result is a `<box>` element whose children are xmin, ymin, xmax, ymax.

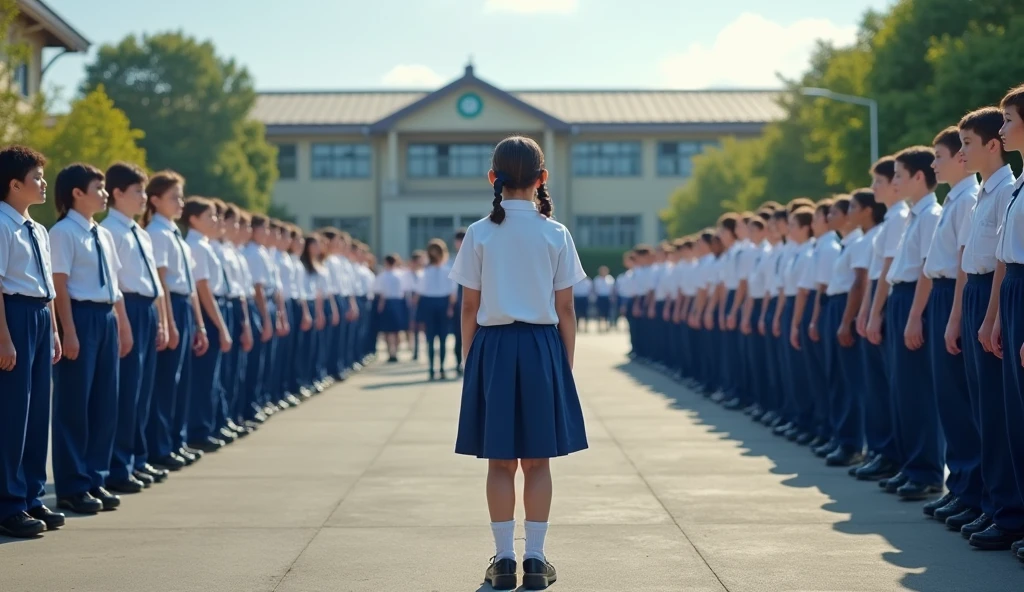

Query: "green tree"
<box><xmin>0</xmin><ymin>0</ymin><xmax>46</xmax><ymax>146</ymax></box>
<box><xmin>81</xmin><ymin>31</ymin><xmax>276</xmax><ymax>210</ymax></box>
<box><xmin>32</xmin><ymin>86</ymin><xmax>147</xmax><ymax>226</ymax></box>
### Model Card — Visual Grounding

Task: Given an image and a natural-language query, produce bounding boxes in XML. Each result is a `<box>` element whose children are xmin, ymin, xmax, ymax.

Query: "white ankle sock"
<box><xmin>523</xmin><ymin>520</ymin><xmax>548</xmax><ymax>561</ymax></box>
<box><xmin>491</xmin><ymin>520</ymin><xmax>516</xmax><ymax>561</ymax></box>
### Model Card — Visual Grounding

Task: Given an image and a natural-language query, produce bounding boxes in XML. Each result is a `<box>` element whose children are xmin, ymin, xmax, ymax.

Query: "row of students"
<box><xmin>0</xmin><ymin>149</ymin><xmax>378</xmax><ymax>539</ymax></box>
<box><xmin>625</xmin><ymin>83</ymin><xmax>1024</xmax><ymax>563</ymax></box>
<box><xmin>570</xmin><ymin>268</ymin><xmax>617</xmax><ymax>332</ymax></box>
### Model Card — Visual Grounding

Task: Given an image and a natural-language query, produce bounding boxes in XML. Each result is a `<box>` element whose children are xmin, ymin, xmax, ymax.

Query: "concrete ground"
<box><xmin>2</xmin><ymin>331</ymin><xmax>1021</xmax><ymax>591</ymax></box>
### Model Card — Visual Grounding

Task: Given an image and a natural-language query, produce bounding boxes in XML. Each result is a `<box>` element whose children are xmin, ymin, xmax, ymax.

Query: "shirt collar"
<box><xmin>107</xmin><ymin>208</ymin><xmax>137</xmax><ymax>228</ymax></box>
<box><xmin>186</xmin><ymin>230</ymin><xmax>209</xmax><ymax>245</ymax></box>
<box><xmin>841</xmin><ymin>227</ymin><xmax>864</xmax><ymax>245</ymax></box>
<box><xmin>501</xmin><ymin>199</ymin><xmax>537</xmax><ymax>212</ymax></box>
<box><xmin>946</xmin><ymin>175</ymin><xmax>980</xmax><ymax>203</ymax></box>
<box><xmin>66</xmin><ymin>209</ymin><xmax>94</xmax><ymax>231</ymax></box>
<box><xmin>910</xmin><ymin>193</ymin><xmax>938</xmax><ymax>215</ymax></box>
<box><xmin>982</xmin><ymin>165</ymin><xmax>1013</xmax><ymax>194</ymax></box>
<box><xmin>862</xmin><ymin>224</ymin><xmax>882</xmax><ymax>240</ymax></box>
<box><xmin>884</xmin><ymin>200</ymin><xmax>910</xmax><ymax>219</ymax></box>
<box><xmin>0</xmin><ymin>201</ymin><xmax>27</xmax><ymax>225</ymax></box>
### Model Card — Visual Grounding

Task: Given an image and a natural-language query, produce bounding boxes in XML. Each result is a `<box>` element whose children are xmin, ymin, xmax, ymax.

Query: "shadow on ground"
<box><xmin>614</xmin><ymin>359</ymin><xmax>1023</xmax><ymax>592</ymax></box>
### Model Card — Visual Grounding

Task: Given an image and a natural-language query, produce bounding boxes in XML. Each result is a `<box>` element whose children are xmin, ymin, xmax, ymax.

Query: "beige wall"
<box><xmin>394</xmin><ymin>84</ymin><xmax>546</xmax><ymax>134</ymax></box>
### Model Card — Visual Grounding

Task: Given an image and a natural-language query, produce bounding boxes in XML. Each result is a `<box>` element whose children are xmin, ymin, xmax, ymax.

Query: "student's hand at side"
<box><xmin>866</xmin><ymin>314</ymin><xmax>883</xmax><ymax>346</ymax></box>
<box><xmin>261</xmin><ymin>316</ymin><xmax>273</xmax><ymax>343</ymax></box>
<box><xmin>740</xmin><ymin>318</ymin><xmax>752</xmax><ymax>335</ymax></box>
<box><xmin>347</xmin><ymin>306</ymin><xmax>359</xmax><ymax>321</ymax></box>
<box><xmin>219</xmin><ymin>329</ymin><xmax>233</xmax><ymax>353</ymax></box>
<box><xmin>904</xmin><ymin>315</ymin><xmax>924</xmax><ymax>351</ymax></box>
<box><xmin>662</xmin><ymin>307</ymin><xmax>671</xmax><ymax>322</ymax></box>
<box><xmin>855</xmin><ymin>310</ymin><xmax>868</xmax><ymax>338</ymax></box>
<box><xmin>62</xmin><ymin>332</ymin><xmax>80</xmax><ymax>361</ymax></box>
<box><xmin>51</xmin><ymin>332</ymin><xmax>62</xmax><ymax>364</ymax></box>
<box><xmin>193</xmin><ymin>330</ymin><xmax>209</xmax><ymax>356</ymax></box>
<box><xmin>837</xmin><ymin>323</ymin><xmax>855</xmax><ymax>348</ymax></box>
<box><xmin>241</xmin><ymin>322</ymin><xmax>254</xmax><ymax>353</ymax></box>
<box><xmin>726</xmin><ymin>312</ymin><xmax>738</xmax><ymax>331</ymax></box>
<box><xmin>944</xmin><ymin>317</ymin><xmax>961</xmax><ymax>355</ymax></box>
<box><xmin>276</xmin><ymin>313</ymin><xmax>289</xmax><ymax>337</ymax></box>
<box><xmin>772</xmin><ymin>316</ymin><xmax>781</xmax><ymax>338</ymax></box>
<box><xmin>703</xmin><ymin>311</ymin><xmax>714</xmax><ymax>330</ymax></box>
<box><xmin>301</xmin><ymin>312</ymin><xmax>313</xmax><ymax>332</ymax></box>
<box><xmin>757</xmin><ymin>317</ymin><xmax>766</xmax><ymax>336</ymax></box>
<box><xmin>156</xmin><ymin>323</ymin><xmax>169</xmax><ymax>352</ymax></box>
<box><xmin>118</xmin><ymin>322</ymin><xmax>134</xmax><ymax>358</ymax></box>
<box><xmin>1020</xmin><ymin>342</ymin><xmax>1024</xmax><ymax>368</ymax></box>
<box><xmin>330</xmin><ymin>310</ymin><xmax>341</xmax><ymax>327</ymax></box>
<box><xmin>978</xmin><ymin>317</ymin><xmax>995</xmax><ymax>354</ymax></box>
<box><xmin>168</xmin><ymin>323</ymin><xmax>181</xmax><ymax>350</ymax></box>
<box><xmin>990</xmin><ymin>321</ymin><xmax>1003</xmax><ymax>359</ymax></box>
<box><xmin>808</xmin><ymin>321</ymin><xmax>820</xmax><ymax>343</ymax></box>
<box><xmin>789</xmin><ymin>324</ymin><xmax>801</xmax><ymax>350</ymax></box>
<box><xmin>0</xmin><ymin>336</ymin><xmax>16</xmax><ymax>371</ymax></box>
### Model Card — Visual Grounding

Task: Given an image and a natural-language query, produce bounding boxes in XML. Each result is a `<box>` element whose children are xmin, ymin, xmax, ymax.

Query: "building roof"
<box><xmin>15</xmin><ymin>0</ymin><xmax>90</xmax><ymax>52</ymax></box>
<box><xmin>253</xmin><ymin>65</ymin><xmax>787</xmax><ymax>134</ymax></box>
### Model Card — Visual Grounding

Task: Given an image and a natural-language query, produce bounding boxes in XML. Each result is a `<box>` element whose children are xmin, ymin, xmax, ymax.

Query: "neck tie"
<box><xmin>173</xmin><ymin>228</ymin><xmax>195</xmax><ymax>293</ymax></box>
<box><xmin>24</xmin><ymin>220</ymin><xmax>51</xmax><ymax>300</ymax></box>
<box><xmin>130</xmin><ymin>224</ymin><xmax>159</xmax><ymax>297</ymax></box>
<box><xmin>91</xmin><ymin>226</ymin><xmax>115</xmax><ymax>303</ymax></box>
<box><xmin>999</xmin><ymin>183</ymin><xmax>1023</xmax><ymax>256</ymax></box>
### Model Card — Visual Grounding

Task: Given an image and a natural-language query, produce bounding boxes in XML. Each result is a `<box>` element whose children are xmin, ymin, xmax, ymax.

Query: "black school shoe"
<box><xmin>522</xmin><ymin>558</ymin><xmax>557</xmax><ymax>590</ymax></box>
<box><xmin>0</xmin><ymin>512</ymin><xmax>45</xmax><ymax>538</ymax></box>
<box><xmin>484</xmin><ymin>557</ymin><xmax>517</xmax><ymax>590</ymax></box>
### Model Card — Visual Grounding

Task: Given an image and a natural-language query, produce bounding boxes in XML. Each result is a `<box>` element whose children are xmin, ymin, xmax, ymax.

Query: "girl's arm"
<box><xmin>254</xmin><ymin>284</ymin><xmax>272</xmax><ymax>342</ymax></box>
<box><xmin>555</xmin><ymin>287</ymin><xmax>576</xmax><ymax>369</ymax></box>
<box><xmin>197</xmin><ymin>279</ymin><xmax>230</xmax><ymax>352</ymax></box>
<box><xmin>48</xmin><ymin>300</ymin><xmax>62</xmax><ymax>363</ymax></box>
<box><xmin>114</xmin><ymin>298</ymin><xmax>134</xmax><ymax>358</ymax></box>
<box><xmin>866</xmin><ymin>257</ymin><xmax>894</xmax><ymax>344</ymax></box>
<box><xmin>52</xmin><ymin>274</ymin><xmax>79</xmax><ymax>360</ymax></box>
<box><xmin>945</xmin><ymin>248</ymin><xmax>968</xmax><ymax>355</ymax></box>
<box><xmin>0</xmin><ymin>293</ymin><xmax>14</xmax><ymax>370</ymax></box>
<box><xmin>839</xmin><ymin>270</ymin><xmax>867</xmax><ymax>347</ymax></box>
<box><xmin>190</xmin><ymin>290</ymin><xmax>209</xmax><ymax>356</ymax></box>
<box><xmin>791</xmin><ymin>288</ymin><xmax>809</xmax><ymax>349</ymax></box>
<box><xmin>982</xmin><ymin>261</ymin><xmax>1006</xmax><ymax>357</ymax></box>
<box><xmin>809</xmin><ymin>284</ymin><xmax>824</xmax><ymax>342</ymax></box>
<box><xmin>461</xmin><ymin>287</ymin><xmax>481</xmax><ymax>361</ymax></box>
<box><xmin>157</xmin><ymin>267</ymin><xmax>179</xmax><ymax>350</ymax></box>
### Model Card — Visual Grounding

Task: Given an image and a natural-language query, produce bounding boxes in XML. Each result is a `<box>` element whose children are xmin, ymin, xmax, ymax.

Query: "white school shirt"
<box><xmin>868</xmin><ymin>201</ymin><xmax>910</xmax><ymax>281</ymax></box>
<box><xmin>996</xmin><ymin>175</ymin><xmax>1024</xmax><ymax>264</ymax></box>
<box><xmin>800</xmin><ymin>231</ymin><xmax>839</xmax><ymax>290</ymax></box>
<box><xmin>673</xmin><ymin>261</ymin><xmax>693</xmax><ymax>298</ymax></box>
<box><xmin>325</xmin><ymin>255</ymin><xmax>345</xmax><ymax>296</ymax></box>
<box><xmin>0</xmin><ymin>201</ymin><xmax>55</xmax><ymax>299</ymax></box>
<box><xmin>219</xmin><ymin>242</ymin><xmax>246</xmax><ymax>299</ymax></box>
<box><xmin>374</xmin><ymin>269</ymin><xmax>405</xmax><ymax>299</ymax></box>
<box><xmin>826</xmin><ymin>228</ymin><xmax>864</xmax><ymax>295</ymax></box>
<box><xmin>962</xmin><ymin>165</ymin><xmax>1015</xmax><ymax>274</ymax></box>
<box><xmin>656</xmin><ymin>264</ymin><xmax>679</xmax><ymax>301</ymax></box>
<box><xmin>146</xmin><ymin>213</ymin><xmax>194</xmax><ymax>296</ymax></box>
<box><xmin>593</xmin><ymin>274</ymin><xmax>614</xmax><ymax>297</ymax></box>
<box><xmin>574</xmin><ymin>277</ymin><xmax>594</xmax><ymax>298</ymax></box>
<box><xmin>887</xmin><ymin>194</ymin><xmax>942</xmax><ymax>284</ymax></box>
<box><xmin>615</xmin><ymin>271</ymin><xmax>633</xmax><ymax>298</ymax></box>
<box><xmin>337</xmin><ymin>257</ymin><xmax>356</xmax><ymax>297</ymax></box>
<box><xmin>783</xmin><ymin>240</ymin><xmax>814</xmax><ymax>297</ymax></box>
<box><xmin>242</xmin><ymin>242</ymin><xmax>276</xmax><ymax>295</ymax></box>
<box><xmin>100</xmin><ymin>208</ymin><xmax>162</xmax><ymax>299</ymax></box>
<box><xmin>720</xmin><ymin>244</ymin><xmax>742</xmax><ymax>290</ymax></box>
<box><xmin>416</xmin><ymin>264</ymin><xmax>456</xmax><ymax>297</ymax></box>
<box><xmin>186</xmin><ymin>231</ymin><xmax>227</xmax><ymax>297</ymax></box>
<box><xmin>850</xmin><ymin>224</ymin><xmax>881</xmax><ymax>273</ymax></box>
<box><xmin>924</xmin><ymin>176</ymin><xmax>979</xmax><ymax>279</ymax></box>
<box><xmin>270</xmin><ymin>248</ymin><xmax>286</xmax><ymax>295</ymax></box>
<box><xmin>356</xmin><ymin>265</ymin><xmax>374</xmax><ymax>297</ymax></box>
<box><xmin>735</xmin><ymin>240</ymin><xmax>757</xmax><ymax>289</ymax></box>
<box><xmin>747</xmin><ymin>241</ymin><xmax>773</xmax><ymax>299</ymax></box>
<box><xmin>763</xmin><ymin>242</ymin><xmax>788</xmax><ymax>297</ymax></box>
<box><xmin>448</xmin><ymin>200</ymin><xmax>586</xmax><ymax>326</ymax></box>
<box><xmin>235</xmin><ymin>244</ymin><xmax>255</xmax><ymax>298</ymax></box>
<box><xmin>49</xmin><ymin>210</ymin><xmax>123</xmax><ymax>304</ymax></box>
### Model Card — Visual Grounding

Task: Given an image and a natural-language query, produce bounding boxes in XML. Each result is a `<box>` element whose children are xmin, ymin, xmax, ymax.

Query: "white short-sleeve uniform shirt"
<box><xmin>996</xmin><ymin>175</ymin><xmax>1024</xmax><ymax>264</ymax></box>
<box><xmin>448</xmin><ymin>200</ymin><xmax>586</xmax><ymax>326</ymax></box>
<box><xmin>146</xmin><ymin>213</ymin><xmax>194</xmax><ymax>296</ymax></box>
<box><xmin>869</xmin><ymin>201</ymin><xmax>910</xmax><ymax>281</ymax></box>
<box><xmin>0</xmin><ymin>202</ymin><xmax>55</xmax><ymax>299</ymax></box>
<box><xmin>826</xmin><ymin>228</ymin><xmax>864</xmax><ymax>296</ymax></box>
<box><xmin>100</xmin><ymin>208</ymin><xmax>162</xmax><ymax>299</ymax></box>
<box><xmin>373</xmin><ymin>269</ymin><xmax>405</xmax><ymax>300</ymax></box>
<box><xmin>924</xmin><ymin>176</ymin><xmax>978</xmax><ymax>280</ymax></box>
<box><xmin>593</xmin><ymin>275</ymin><xmax>614</xmax><ymax>297</ymax></box>
<box><xmin>886</xmin><ymin>194</ymin><xmax>942</xmax><ymax>285</ymax></box>
<box><xmin>416</xmin><ymin>264</ymin><xmax>456</xmax><ymax>297</ymax></box>
<box><xmin>48</xmin><ymin>210</ymin><xmax>123</xmax><ymax>304</ymax></box>
<box><xmin>574</xmin><ymin>277</ymin><xmax>594</xmax><ymax>298</ymax></box>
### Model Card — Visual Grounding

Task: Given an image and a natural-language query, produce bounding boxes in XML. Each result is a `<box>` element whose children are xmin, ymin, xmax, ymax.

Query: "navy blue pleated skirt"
<box><xmin>378</xmin><ymin>298</ymin><xmax>408</xmax><ymax>333</ymax></box>
<box><xmin>455</xmin><ymin>322</ymin><xmax>588</xmax><ymax>460</ymax></box>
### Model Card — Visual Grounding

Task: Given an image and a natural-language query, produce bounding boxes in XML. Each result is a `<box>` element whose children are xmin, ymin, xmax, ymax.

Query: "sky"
<box><xmin>40</xmin><ymin>0</ymin><xmax>894</xmax><ymax>101</ymax></box>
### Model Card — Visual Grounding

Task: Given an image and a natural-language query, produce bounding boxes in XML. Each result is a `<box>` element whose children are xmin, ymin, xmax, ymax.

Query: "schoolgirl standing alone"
<box><xmin>449</xmin><ymin>136</ymin><xmax>587</xmax><ymax>590</ymax></box>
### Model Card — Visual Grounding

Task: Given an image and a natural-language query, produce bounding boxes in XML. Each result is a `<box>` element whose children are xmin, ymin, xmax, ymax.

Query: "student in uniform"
<box><xmin>375</xmin><ymin>255</ymin><xmax>406</xmax><ymax>363</ymax></box>
<box><xmin>284</xmin><ymin>227</ymin><xmax>314</xmax><ymax>398</ymax></box>
<box><xmin>779</xmin><ymin>206</ymin><xmax>816</xmax><ymax>442</ymax></box>
<box><xmin>996</xmin><ymin>84</ymin><xmax>1024</xmax><ymax>561</ymax></box>
<box><xmin>300</xmin><ymin>234</ymin><xmax>329</xmax><ymax>392</ymax></box>
<box><xmin>616</xmin><ymin>253</ymin><xmax>635</xmax><ymax>334</ymax></box>
<box><xmin>573</xmin><ymin>275</ymin><xmax>593</xmax><ymax>333</ymax></box>
<box><xmin>448</xmin><ymin>136</ymin><xmax>586</xmax><ymax>590</ymax></box>
<box><xmin>183</xmin><ymin>197</ymin><xmax>233</xmax><ymax>452</ymax></box>
<box><xmin>758</xmin><ymin>209</ymin><xmax>789</xmax><ymax>428</ymax></box>
<box><xmin>739</xmin><ymin>215</ymin><xmax>771</xmax><ymax>419</ymax></box>
<box><xmin>100</xmin><ymin>163</ymin><xmax>168</xmax><ymax>494</ymax></box>
<box><xmin>854</xmin><ymin>157</ymin><xmax>909</xmax><ymax>483</ymax></box>
<box><xmin>218</xmin><ymin>205</ymin><xmax>255</xmax><ymax>434</ymax></box>
<box><xmin>414</xmin><ymin>238</ymin><xmax>456</xmax><ymax>380</ymax></box>
<box><xmin>406</xmin><ymin>250</ymin><xmax>425</xmax><ymax>361</ymax></box>
<box><xmin>0</xmin><ymin>146</ymin><xmax>64</xmax><ymax>537</ymax></box>
<box><xmin>653</xmin><ymin>244</ymin><xmax>679</xmax><ymax>370</ymax></box>
<box><xmin>450</xmin><ymin>229</ymin><xmax>467</xmax><ymax>375</ymax></box>
<box><xmin>919</xmin><ymin>127</ymin><xmax>983</xmax><ymax>523</ymax></box>
<box><xmin>242</xmin><ymin>215</ymin><xmax>278</xmax><ymax>421</ymax></box>
<box><xmin>49</xmin><ymin>164</ymin><xmax>132</xmax><ymax>514</ymax></box>
<box><xmin>688</xmin><ymin>232</ymin><xmax>716</xmax><ymax>395</ymax></box>
<box><xmin>593</xmin><ymin>266</ymin><xmax>614</xmax><ymax>332</ymax></box>
<box><xmin>713</xmin><ymin>214</ymin><xmax>744</xmax><ymax>405</ymax></box>
<box><xmin>954</xmin><ymin>107</ymin><xmax>1024</xmax><ymax>544</ymax></box>
<box><xmin>264</xmin><ymin>222</ymin><xmax>290</xmax><ymax>411</ymax></box>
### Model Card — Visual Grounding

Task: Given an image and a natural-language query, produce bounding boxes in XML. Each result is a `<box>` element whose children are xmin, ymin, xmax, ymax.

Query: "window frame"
<box><xmin>571</xmin><ymin>141</ymin><xmax>643</xmax><ymax>177</ymax></box>
<box><xmin>277</xmin><ymin>144</ymin><xmax>298</xmax><ymax>180</ymax></box>
<box><xmin>656</xmin><ymin>140</ymin><xmax>716</xmax><ymax>177</ymax></box>
<box><xmin>574</xmin><ymin>214</ymin><xmax>642</xmax><ymax>248</ymax></box>
<box><xmin>407</xmin><ymin>143</ymin><xmax>493</xmax><ymax>178</ymax></box>
<box><xmin>310</xmin><ymin>143</ymin><xmax>372</xmax><ymax>179</ymax></box>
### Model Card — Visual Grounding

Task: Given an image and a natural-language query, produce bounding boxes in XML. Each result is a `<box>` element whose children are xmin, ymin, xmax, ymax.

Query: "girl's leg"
<box><xmin>425</xmin><ymin>319</ymin><xmax>437</xmax><ymax>374</ymax></box>
<box><xmin>521</xmin><ymin>458</ymin><xmax>552</xmax><ymax>562</ymax></box>
<box><xmin>487</xmin><ymin>459</ymin><xmax>518</xmax><ymax>562</ymax></box>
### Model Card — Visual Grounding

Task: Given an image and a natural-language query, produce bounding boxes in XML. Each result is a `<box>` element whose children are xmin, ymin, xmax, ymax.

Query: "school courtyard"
<box><xmin>2</xmin><ymin>332</ymin><xmax>1020</xmax><ymax>592</ymax></box>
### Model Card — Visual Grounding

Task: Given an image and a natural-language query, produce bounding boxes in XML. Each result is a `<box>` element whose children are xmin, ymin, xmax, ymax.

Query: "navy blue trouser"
<box><xmin>53</xmin><ymin>300</ymin><xmax>119</xmax><ymax>497</ymax></box>
<box><xmin>420</xmin><ymin>295</ymin><xmax>451</xmax><ymax>372</ymax></box>
<box><xmin>761</xmin><ymin>297</ymin><xmax>781</xmax><ymax>414</ymax></box>
<box><xmin>719</xmin><ymin>291</ymin><xmax>737</xmax><ymax>398</ymax></box>
<box><xmin>148</xmin><ymin>293</ymin><xmax>193</xmax><ymax>459</ymax></box>
<box><xmin>805</xmin><ymin>292</ymin><xmax>830</xmax><ymax>439</ymax></box>
<box><xmin>888</xmin><ymin>282</ymin><xmax>942</xmax><ymax>485</ymax></box>
<box><xmin>744</xmin><ymin>298</ymin><xmax>764</xmax><ymax>408</ymax></box>
<box><xmin>928</xmin><ymin>278</ymin><xmax>982</xmax><ymax>507</ymax></box>
<box><xmin>112</xmin><ymin>294</ymin><xmax>158</xmax><ymax>481</ymax></box>
<box><xmin>221</xmin><ymin>298</ymin><xmax>247</xmax><ymax>427</ymax></box>
<box><xmin>260</xmin><ymin>300</ymin><xmax>279</xmax><ymax>406</ymax></box>
<box><xmin>999</xmin><ymin>264</ymin><xmax>1024</xmax><ymax>529</ymax></box>
<box><xmin>963</xmin><ymin>273</ymin><xmax>1024</xmax><ymax>526</ymax></box>
<box><xmin>188</xmin><ymin>301</ymin><xmax>226</xmax><ymax>443</ymax></box>
<box><xmin>860</xmin><ymin>280</ymin><xmax>894</xmax><ymax>460</ymax></box>
<box><xmin>0</xmin><ymin>296</ymin><xmax>52</xmax><ymax>521</ymax></box>
<box><xmin>242</xmin><ymin>302</ymin><xmax>268</xmax><ymax>420</ymax></box>
<box><xmin>825</xmin><ymin>293</ymin><xmax>864</xmax><ymax>450</ymax></box>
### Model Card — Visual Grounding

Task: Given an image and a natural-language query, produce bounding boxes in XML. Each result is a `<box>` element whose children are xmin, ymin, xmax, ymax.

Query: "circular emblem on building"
<box><xmin>457</xmin><ymin>92</ymin><xmax>483</xmax><ymax>118</ymax></box>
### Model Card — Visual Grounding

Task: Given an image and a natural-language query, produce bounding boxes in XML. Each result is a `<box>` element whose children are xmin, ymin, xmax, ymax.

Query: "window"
<box><xmin>12</xmin><ymin>63</ymin><xmax>29</xmax><ymax>97</ymax></box>
<box><xmin>407</xmin><ymin>144</ymin><xmax>493</xmax><ymax>178</ymax></box>
<box><xmin>408</xmin><ymin>216</ymin><xmax>458</xmax><ymax>252</ymax></box>
<box><xmin>276</xmin><ymin>144</ymin><xmax>297</xmax><ymax>179</ymax></box>
<box><xmin>574</xmin><ymin>215</ymin><xmax>642</xmax><ymax>248</ymax></box>
<box><xmin>656</xmin><ymin>141</ymin><xmax>717</xmax><ymax>177</ymax></box>
<box><xmin>311</xmin><ymin>143</ymin><xmax>372</xmax><ymax>179</ymax></box>
<box><xmin>571</xmin><ymin>142</ymin><xmax>642</xmax><ymax>177</ymax></box>
<box><xmin>311</xmin><ymin>216</ymin><xmax>372</xmax><ymax>244</ymax></box>
<box><xmin>458</xmin><ymin>214</ymin><xmax>484</xmax><ymax>229</ymax></box>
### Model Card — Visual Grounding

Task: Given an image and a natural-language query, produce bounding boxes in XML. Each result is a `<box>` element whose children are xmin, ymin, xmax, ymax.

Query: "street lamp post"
<box><xmin>801</xmin><ymin>87</ymin><xmax>879</xmax><ymax>165</ymax></box>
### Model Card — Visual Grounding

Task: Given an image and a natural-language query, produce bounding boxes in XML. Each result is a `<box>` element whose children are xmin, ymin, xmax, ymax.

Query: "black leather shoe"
<box><xmin>795</xmin><ymin>432</ymin><xmax>815</xmax><ymax>446</ymax></box>
<box><xmin>90</xmin><ymin>487</ymin><xmax>121</xmax><ymax>511</ymax></box>
<box><xmin>152</xmin><ymin>454</ymin><xmax>185</xmax><ymax>471</ymax></box>
<box><xmin>522</xmin><ymin>557</ymin><xmax>557</xmax><ymax>590</ymax></box>
<box><xmin>57</xmin><ymin>492</ymin><xmax>103</xmax><ymax>514</ymax></box>
<box><xmin>773</xmin><ymin>421</ymin><xmax>793</xmax><ymax>436</ymax></box>
<box><xmin>826</xmin><ymin>446</ymin><xmax>864</xmax><ymax>467</ymax></box>
<box><xmin>1017</xmin><ymin>547</ymin><xmax>1024</xmax><ymax>563</ymax></box>
<box><xmin>784</xmin><ymin>427</ymin><xmax>801</xmax><ymax>441</ymax></box>
<box><xmin>923</xmin><ymin>492</ymin><xmax>956</xmax><ymax>517</ymax></box>
<box><xmin>0</xmin><ymin>512</ymin><xmax>45</xmax><ymax>538</ymax></box>
<box><xmin>813</xmin><ymin>440</ymin><xmax>838</xmax><ymax>458</ymax></box>
<box><xmin>857</xmin><ymin>457</ymin><xmax>898</xmax><ymax>481</ymax></box>
<box><xmin>106</xmin><ymin>476</ymin><xmax>145</xmax><ymax>494</ymax></box>
<box><xmin>132</xmin><ymin>470</ymin><xmax>154</xmax><ymax>487</ymax></box>
<box><xmin>848</xmin><ymin>458</ymin><xmax>872</xmax><ymax>477</ymax></box>
<box><xmin>808</xmin><ymin>435</ymin><xmax>828</xmax><ymax>450</ymax></box>
<box><xmin>934</xmin><ymin>499</ymin><xmax>972</xmax><ymax>522</ymax></box>
<box><xmin>960</xmin><ymin>513</ymin><xmax>992</xmax><ymax>539</ymax></box>
<box><xmin>1012</xmin><ymin>538</ymin><xmax>1024</xmax><ymax>554</ymax></box>
<box><xmin>969</xmin><ymin>524</ymin><xmax>1024</xmax><ymax>550</ymax></box>
<box><xmin>723</xmin><ymin>397</ymin><xmax>743</xmax><ymax>410</ymax></box>
<box><xmin>218</xmin><ymin>427</ymin><xmax>238</xmax><ymax>442</ymax></box>
<box><xmin>897</xmin><ymin>481</ymin><xmax>942</xmax><ymax>501</ymax></box>
<box><xmin>140</xmin><ymin>463</ymin><xmax>169</xmax><ymax>481</ymax></box>
<box><xmin>946</xmin><ymin>507</ymin><xmax>983</xmax><ymax>532</ymax></box>
<box><xmin>769</xmin><ymin>415</ymin><xmax>785</xmax><ymax>429</ymax></box>
<box><xmin>880</xmin><ymin>472</ymin><xmax>908</xmax><ymax>492</ymax></box>
<box><xmin>180</xmin><ymin>446</ymin><xmax>205</xmax><ymax>460</ymax></box>
<box><xmin>484</xmin><ymin>557</ymin><xmax>517</xmax><ymax>590</ymax></box>
<box><xmin>26</xmin><ymin>505</ymin><xmax>65</xmax><ymax>530</ymax></box>
<box><xmin>760</xmin><ymin>411</ymin><xmax>778</xmax><ymax>426</ymax></box>
<box><xmin>187</xmin><ymin>438</ymin><xmax>224</xmax><ymax>453</ymax></box>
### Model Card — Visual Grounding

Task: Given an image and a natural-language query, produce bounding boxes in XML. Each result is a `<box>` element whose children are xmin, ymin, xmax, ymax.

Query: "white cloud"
<box><xmin>659</xmin><ymin>12</ymin><xmax>857</xmax><ymax>88</ymax></box>
<box><xmin>381</xmin><ymin>64</ymin><xmax>445</xmax><ymax>87</ymax></box>
<box><xmin>483</xmin><ymin>0</ymin><xmax>578</xmax><ymax>14</ymax></box>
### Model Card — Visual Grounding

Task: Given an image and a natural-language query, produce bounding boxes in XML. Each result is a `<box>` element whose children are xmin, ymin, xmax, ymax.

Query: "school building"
<box><xmin>3</xmin><ymin>1</ymin><xmax>90</xmax><ymax>100</ymax></box>
<box><xmin>252</xmin><ymin>64</ymin><xmax>786</xmax><ymax>257</ymax></box>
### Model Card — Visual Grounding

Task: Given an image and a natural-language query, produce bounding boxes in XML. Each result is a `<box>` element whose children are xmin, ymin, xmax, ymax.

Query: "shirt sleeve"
<box><xmin>918</xmin><ymin>210</ymin><xmax>941</xmax><ymax>265</ymax></box>
<box><xmin>244</xmin><ymin>249</ymin><xmax>268</xmax><ymax>286</ymax></box>
<box><xmin>797</xmin><ymin>252</ymin><xmax>817</xmax><ymax>290</ymax></box>
<box><xmin>47</xmin><ymin>225</ymin><xmax>74</xmax><ymax>276</ymax></box>
<box><xmin>191</xmin><ymin>244</ymin><xmax>211</xmax><ymax>282</ymax></box>
<box><xmin>736</xmin><ymin>249</ymin><xmax>755</xmax><ymax>280</ymax></box>
<box><xmin>0</xmin><ymin>224</ymin><xmax>11</xmax><ymax>279</ymax></box>
<box><xmin>816</xmin><ymin>246</ymin><xmax>839</xmax><ymax>285</ymax></box>
<box><xmin>996</xmin><ymin>185</ymin><xmax>1016</xmax><ymax>261</ymax></box>
<box><xmin>448</xmin><ymin>225</ymin><xmax>482</xmax><ymax>290</ymax></box>
<box><xmin>553</xmin><ymin>228</ymin><xmax>587</xmax><ymax>291</ymax></box>
<box><xmin>883</xmin><ymin>216</ymin><xmax>906</xmax><ymax>258</ymax></box>
<box><xmin>147</xmin><ymin>228</ymin><xmax>170</xmax><ymax>269</ymax></box>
